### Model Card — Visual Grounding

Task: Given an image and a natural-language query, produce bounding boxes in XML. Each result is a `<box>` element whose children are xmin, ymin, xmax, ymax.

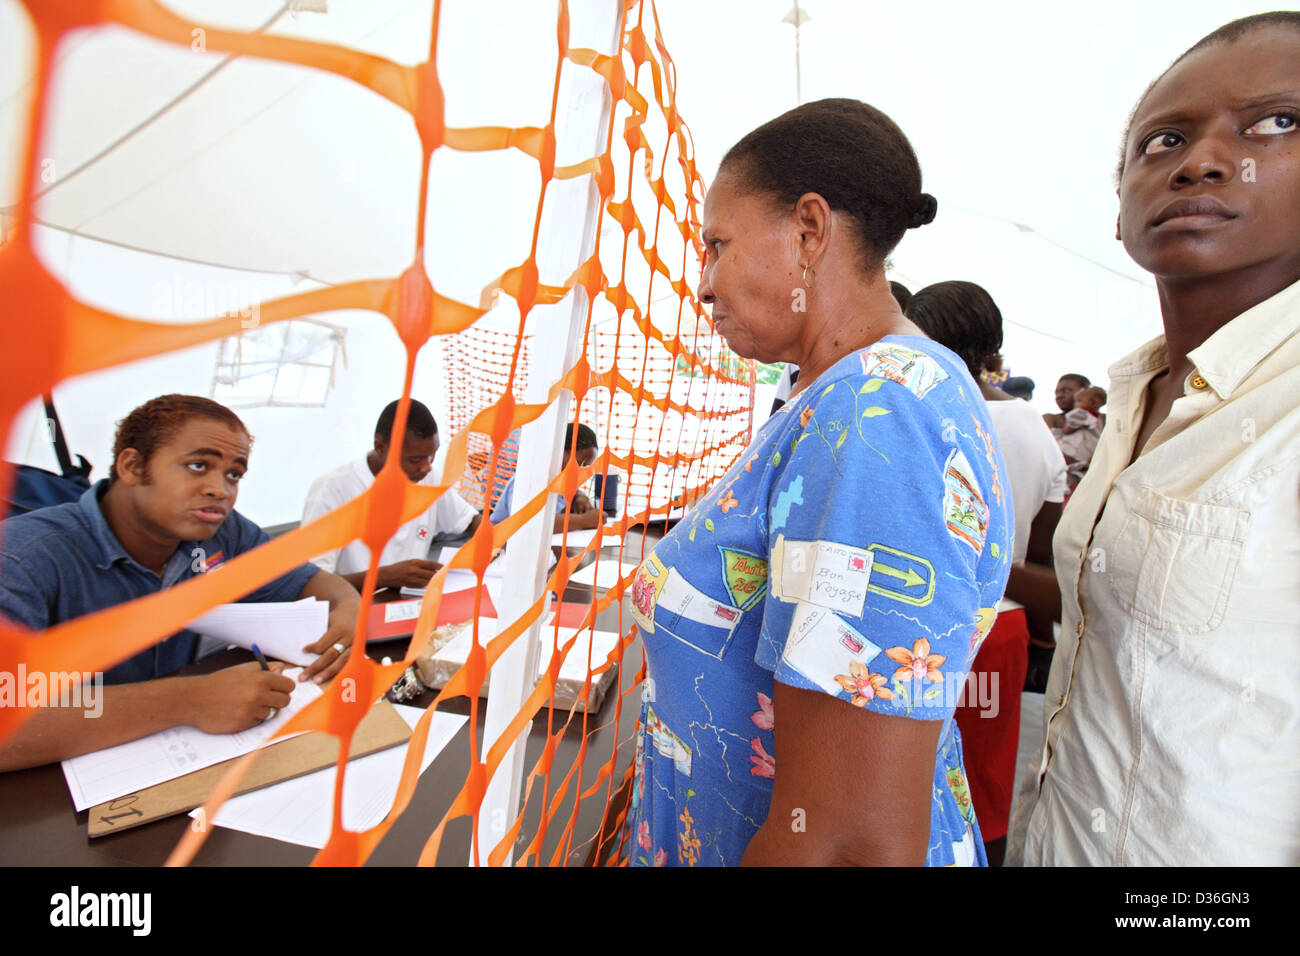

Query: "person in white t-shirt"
<box><xmin>907</xmin><ymin>280</ymin><xmax>1066</xmax><ymax>865</ymax></box>
<box><xmin>302</xmin><ymin>400</ymin><xmax>481</xmax><ymax>591</ymax></box>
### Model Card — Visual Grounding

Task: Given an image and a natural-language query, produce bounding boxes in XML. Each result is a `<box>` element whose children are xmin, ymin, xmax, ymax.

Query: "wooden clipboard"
<box><xmin>87</xmin><ymin>698</ymin><xmax>412</xmax><ymax>837</ymax></box>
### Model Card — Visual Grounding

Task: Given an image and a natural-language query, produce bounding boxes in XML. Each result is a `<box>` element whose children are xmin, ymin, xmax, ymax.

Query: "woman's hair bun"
<box><xmin>908</xmin><ymin>193</ymin><xmax>937</xmax><ymax>229</ymax></box>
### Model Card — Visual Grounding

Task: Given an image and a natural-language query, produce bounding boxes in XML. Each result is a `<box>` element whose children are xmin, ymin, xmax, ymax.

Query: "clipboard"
<box><xmin>87</xmin><ymin>698</ymin><xmax>412</xmax><ymax>837</ymax></box>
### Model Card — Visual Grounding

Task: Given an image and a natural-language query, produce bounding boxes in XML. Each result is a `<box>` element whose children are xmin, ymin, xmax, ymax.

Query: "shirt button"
<box><xmin>1058</xmin><ymin>694</ymin><xmax>1066</xmax><ymax>705</ymax></box>
<box><xmin>1076</xmin><ymin>622</ymin><xmax>1084</xmax><ymax>636</ymax></box>
<box><xmin>1189</xmin><ymin>373</ymin><xmax>1208</xmax><ymax>390</ymax></box>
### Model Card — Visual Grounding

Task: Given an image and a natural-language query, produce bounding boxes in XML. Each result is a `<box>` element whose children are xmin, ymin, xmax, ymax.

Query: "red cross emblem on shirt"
<box><xmin>416</xmin><ymin>527</ymin><xmax>428</xmax><ymax>539</ymax></box>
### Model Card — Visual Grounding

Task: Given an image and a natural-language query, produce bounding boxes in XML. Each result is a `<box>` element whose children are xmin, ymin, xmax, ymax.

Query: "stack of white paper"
<box><xmin>186</xmin><ymin>599</ymin><xmax>328</xmax><ymax>666</ymax></box>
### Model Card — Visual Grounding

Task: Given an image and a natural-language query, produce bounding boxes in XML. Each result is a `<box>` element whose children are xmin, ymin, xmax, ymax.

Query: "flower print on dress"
<box><xmin>886</xmin><ymin>637</ymin><xmax>946</xmax><ymax>683</ymax></box>
<box><xmin>749</xmin><ymin>737</ymin><xmax>775</xmax><ymax>778</ymax></box>
<box><xmin>637</xmin><ymin>819</ymin><xmax>652</xmax><ymax>852</ymax></box>
<box><xmin>631</xmin><ymin>568</ymin><xmax>656</xmax><ymax>620</ymax></box>
<box><xmin>834</xmin><ymin>661</ymin><xmax>894</xmax><ymax>707</ymax></box>
<box><xmin>652</xmin><ymin>848</ymin><xmax>667</xmax><ymax>867</ymax></box>
<box><xmin>749</xmin><ymin>692</ymin><xmax>776</xmax><ymax>778</ymax></box>
<box><xmin>678</xmin><ymin>795</ymin><xmax>702</xmax><ymax>866</ymax></box>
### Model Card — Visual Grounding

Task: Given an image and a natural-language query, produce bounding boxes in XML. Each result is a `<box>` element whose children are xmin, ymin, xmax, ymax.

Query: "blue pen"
<box><xmin>251</xmin><ymin>644</ymin><xmax>270</xmax><ymax>671</ymax></box>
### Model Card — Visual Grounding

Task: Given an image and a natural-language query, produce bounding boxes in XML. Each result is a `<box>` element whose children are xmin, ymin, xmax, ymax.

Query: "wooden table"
<box><xmin>0</xmin><ymin>535</ymin><xmax>655</xmax><ymax>867</ymax></box>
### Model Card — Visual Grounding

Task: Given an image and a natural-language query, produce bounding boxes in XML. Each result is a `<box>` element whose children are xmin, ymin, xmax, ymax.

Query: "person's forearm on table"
<box><xmin>0</xmin><ymin>662</ymin><xmax>291</xmax><ymax>771</ymax></box>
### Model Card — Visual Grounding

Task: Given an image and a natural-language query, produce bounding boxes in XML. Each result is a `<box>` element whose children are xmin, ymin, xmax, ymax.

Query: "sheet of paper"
<box><xmin>400</xmin><ymin>567</ymin><xmax>481</xmax><ymax>599</ymax></box>
<box><xmin>551</xmin><ymin>527</ymin><xmax>623</xmax><ymax>550</ymax></box>
<box><xmin>382</xmin><ymin>600</ymin><xmax>421</xmax><ymax>624</ymax></box>
<box><xmin>186</xmin><ymin>599</ymin><xmax>328</xmax><ymax>667</ymax></box>
<box><xmin>436</xmin><ymin>545</ymin><xmax>504</xmax><ymax>580</ymax></box>
<box><xmin>568</xmin><ymin>560</ymin><xmax>638</xmax><ymax>590</ymax></box>
<box><xmin>62</xmin><ymin>670</ymin><xmax>322</xmax><ymax>811</ymax></box>
<box><xmin>196</xmin><ymin>705</ymin><xmax>467</xmax><ymax>848</ymax></box>
<box><xmin>540</xmin><ymin>628</ymin><xmax>622</xmax><ymax>681</ymax></box>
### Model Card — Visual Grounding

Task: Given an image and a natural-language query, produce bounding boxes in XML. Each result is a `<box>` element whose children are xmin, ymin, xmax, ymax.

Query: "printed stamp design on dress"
<box><xmin>646</xmin><ymin>704</ymin><xmax>692</xmax><ymax>776</ymax></box>
<box><xmin>770</xmin><ymin>535</ymin><xmax>873</xmax><ymax>617</ymax></box>
<box><xmin>941</xmin><ymin>448</ymin><xmax>989</xmax><ymax>554</ymax></box>
<box><xmin>653</xmin><ymin>567</ymin><xmax>742</xmax><ymax>660</ymax></box>
<box><xmin>630</xmin><ymin>554</ymin><xmax>668</xmax><ymax>632</ymax></box>
<box><xmin>858</xmin><ymin>343</ymin><xmax>949</xmax><ymax>399</ymax></box>
<box><xmin>780</xmin><ymin>602</ymin><xmax>884</xmax><ymax>695</ymax></box>
<box><xmin>718</xmin><ymin>547</ymin><xmax>768</xmax><ymax>611</ymax></box>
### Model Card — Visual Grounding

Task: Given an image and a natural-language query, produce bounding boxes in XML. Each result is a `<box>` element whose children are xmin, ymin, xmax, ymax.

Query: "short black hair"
<box><xmin>374</xmin><ymin>399</ymin><xmax>437</xmax><ymax>444</ymax></box>
<box><xmin>904</xmin><ymin>281</ymin><xmax>1003</xmax><ymax>381</ymax></box>
<box><xmin>1002</xmin><ymin>376</ymin><xmax>1035</xmax><ymax>400</ymax></box>
<box><xmin>889</xmin><ymin>281</ymin><xmax>913</xmax><ymax>311</ymax></box>
<box><xmin>1059</xmin><ymin>373</ymin><xmax>1091</xmax><ymax>389</ymax></box>
<box><xmin>565</xmin><ymin>422</ymin><xmax>598</xmax><ymax>452</ymax></box>
<box><xmin>1115</xmin><ymin>12</ymin><xmax>1300</xmax><ymax>184</ymax></box>
<box><xmin>720</xmin><ymin>98</ymin><xmax>936</xmax><ymax>270</ymax></box>
<box><xmin>111</xmin><ymin>395</ymin><xmax>249</xmax><ymax>485</ymax></box>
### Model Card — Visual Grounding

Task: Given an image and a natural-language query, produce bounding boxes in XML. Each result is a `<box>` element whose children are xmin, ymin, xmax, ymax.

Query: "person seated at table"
<box><xmin>490</xmin><ymin>423</ymin><xmax>602</xmax><ymax>533</ymax></box>
<box><xmin>302</xmin><ymin>399</ymin><xmax>482</xmax><ymax>592</ymax></box>
<box><xmin>0</xmin><ymin>394</ymin><xmax>360</xmax><ymax>772</ymax></box>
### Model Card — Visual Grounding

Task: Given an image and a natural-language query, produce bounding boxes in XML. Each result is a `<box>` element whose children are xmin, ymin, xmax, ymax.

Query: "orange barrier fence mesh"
<box><xmin>441</xmin><ymin>328</ymin><xmax>531</xmax><ymax>511</ymax></box>
<box><xmin>0</xmin><ymin>0</ymin><xmax>753</xmax><ymax>866</ymax></box>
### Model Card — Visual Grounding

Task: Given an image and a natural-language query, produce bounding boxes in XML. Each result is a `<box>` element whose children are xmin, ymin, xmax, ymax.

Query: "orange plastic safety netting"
<box><xmin>0</xmin><ymin>0</ymin><xmax>755</xmax><ymax>865</ymax></box>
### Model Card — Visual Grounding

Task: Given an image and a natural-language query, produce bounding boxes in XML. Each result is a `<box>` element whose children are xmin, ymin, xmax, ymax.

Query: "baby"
<box><xmin>1058</xmin><ymin>386</ymin><xmax>1106</xmax><ymax>489</ymax></box>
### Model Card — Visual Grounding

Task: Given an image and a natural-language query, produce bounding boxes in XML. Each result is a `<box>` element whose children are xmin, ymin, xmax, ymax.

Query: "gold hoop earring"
<box><xmin>802</xmin><ymin>265</ymin><xmax>815</xmax><ymax>289</ymax></box>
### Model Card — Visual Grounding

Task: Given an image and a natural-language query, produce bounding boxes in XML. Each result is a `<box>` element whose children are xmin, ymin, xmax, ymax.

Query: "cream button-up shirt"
<box><xmin>1023</xmin><ymin>278</ymin><xmax>1300</xmax><ymax>866</ymax></box>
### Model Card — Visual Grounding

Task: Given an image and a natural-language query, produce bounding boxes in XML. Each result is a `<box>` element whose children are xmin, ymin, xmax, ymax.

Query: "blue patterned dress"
<box><xmin>627</xmin><ymin>336</ymin><xmax>1012</xmax><ymax>866</ymax></box>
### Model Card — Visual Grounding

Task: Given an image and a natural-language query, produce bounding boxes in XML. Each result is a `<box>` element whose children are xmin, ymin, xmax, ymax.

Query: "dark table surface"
<box><xmin>0</xmin><ymin>534</ymin><xmax>654</xmax><ymax>867</ymax></box>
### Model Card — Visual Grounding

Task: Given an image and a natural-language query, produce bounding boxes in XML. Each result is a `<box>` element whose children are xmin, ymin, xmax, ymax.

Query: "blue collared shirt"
<box><xmin>0</xmin><ymin>481</ymin><xmax>318</xmax><ymax>684</ymax></box>
<box><xmin>490</xmin><ymin>475</ymin><xmax>567</xmax><ymax>526</ymax></box>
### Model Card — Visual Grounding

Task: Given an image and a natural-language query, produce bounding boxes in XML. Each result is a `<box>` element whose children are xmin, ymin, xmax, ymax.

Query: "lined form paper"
<box><xmin>62</xmin><ymin>670</ymin><xmax>322</xmax><ymax>811</ymax></box>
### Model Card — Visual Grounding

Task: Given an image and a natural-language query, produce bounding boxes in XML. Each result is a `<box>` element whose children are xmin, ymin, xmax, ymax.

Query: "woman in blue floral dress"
<box><xmin>628</xmin><ymin>99</ymin><xmax>1012</xmax><ymax>866</ymax></box>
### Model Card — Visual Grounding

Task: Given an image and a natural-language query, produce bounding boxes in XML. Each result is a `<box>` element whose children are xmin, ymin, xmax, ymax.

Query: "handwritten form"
<box><xmin>62</xmin><ymin>670</ymin><xmax>322</xmax><ymax>811</ymax></box>
<box><xmin>186</xmin><ymin>599</ymin><xmax>328</xmax><ymax>666</ymax></box>
<box><xmin>194</xmin><ymin>705</ymin><xmax>467</xmax><ymax>848</ymax></box>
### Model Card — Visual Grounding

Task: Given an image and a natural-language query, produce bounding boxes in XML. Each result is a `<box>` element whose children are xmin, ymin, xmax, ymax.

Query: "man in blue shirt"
<box><xmin>490</xmin><ymin>423</ymin><xmax>602</xmax><ymax>532</ymax></box>
<box><xmin>0</xmin><ymin>395</ymin><xmax>360</xmax><ymax>771</ymax></box>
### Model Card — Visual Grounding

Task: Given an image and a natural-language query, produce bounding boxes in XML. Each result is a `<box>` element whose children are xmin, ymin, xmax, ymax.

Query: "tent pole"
<box><xmin>472</xmin><ymin>0</ymin><xmax>623</xmax><ymax>867</ymax></box>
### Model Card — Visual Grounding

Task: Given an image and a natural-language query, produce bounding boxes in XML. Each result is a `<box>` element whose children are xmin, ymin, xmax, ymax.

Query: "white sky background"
<box><xmin>0</xmin><ymin>0</ymin><xmax>1281</xmax><ymax>522</ymax></box>
<box><xmin>651</xmin><ymin>0</ymin><xmax>1278</xmax><ymax>411</ymax></box>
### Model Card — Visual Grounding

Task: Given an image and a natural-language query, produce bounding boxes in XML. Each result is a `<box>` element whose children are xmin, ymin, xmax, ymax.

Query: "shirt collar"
<box><xmin>77</xmin><ymin>479</ymin><xmax>200</xmax><ymax>575</ymax></box>
<box><xmin>353</xmin><ymin>456</ymin><xmax>377</xmax><ymax>487</ymax></box>
<box><xmin>78</xmin><ymin>480</ymin><xmax>131</xmax><ymax>570</ymax></box>
<box><xmin>1187</xmin><ymin>278</ymin><xmax>1300</xmax><ymax>399</ymax></box>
